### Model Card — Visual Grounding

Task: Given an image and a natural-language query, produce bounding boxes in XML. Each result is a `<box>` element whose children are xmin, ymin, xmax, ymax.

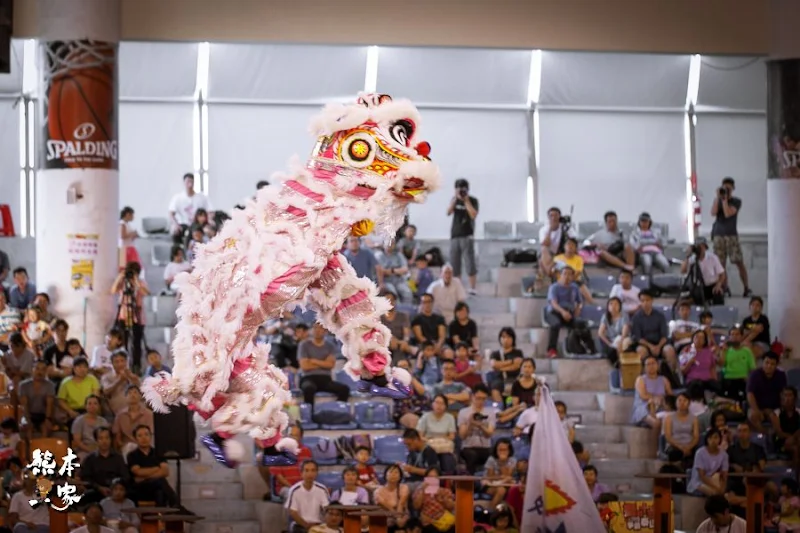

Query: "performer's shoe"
<box><xmin>201</xmin><ymin>433</ymin><xmax>239</xmax><ymax>469</ymax></box>
<box><xmin>358</xmin><ymin>378</ymin><xmax>412</xmax><ymax>399</ymax></box>
<box><xmin>261</xmin><ymin>446</ymin><xmax>297</xmax><ymax>467</ymax></box>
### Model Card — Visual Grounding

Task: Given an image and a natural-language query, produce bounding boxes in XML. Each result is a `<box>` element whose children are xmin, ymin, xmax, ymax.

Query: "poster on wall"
<box><xmin>67</xmin><ymin>234</ymin><xmax>98</xmax><ymax>292</ymax></box>
<box><xmin>600</xmin><ymin>501</ymin><xmax>671</xmax><ymax>533</ymax></box>
<box><xmin>41</xmin><ymin>40</ymin><xmax>118</xmax><ymax>170</ymax></box>
<box><xmin>768</xmin><ymin>58</ymin><xmax>800</xmax><ymax>179</ymax></box>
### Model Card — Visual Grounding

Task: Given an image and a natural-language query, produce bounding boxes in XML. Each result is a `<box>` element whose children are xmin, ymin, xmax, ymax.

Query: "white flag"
<box><xmin>521</xmin><ymin>384</ymin><xmax>605</xmax><ymax>533</ymax></box>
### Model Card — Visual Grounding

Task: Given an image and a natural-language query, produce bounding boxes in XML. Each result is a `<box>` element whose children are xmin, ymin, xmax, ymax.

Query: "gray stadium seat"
<box><xmin>577</xmin><ymin>221</ymin><xmax>603</xmax><ymax>240</ymax></box>
<box><xmin>709</xmin><ymin>305</ymin><xmax>738</xmax><ymax>329</ymax></box>
<box><xmin>154</xmin><ymin>296</ymin><xmax>179</xmax><ymax>327</ymax></box>
<box><xmin>631</xmin><ymin>275</ymin><xmax>650</xmax><ymax>290</ymax></box>
<box><xmin>484</xmin><ymin>221</ymin><xmax>514</xmax><ymax>240</ymax></box>
<box><xmin>142</xmin><ymin>217</ymin><xmax>169</xmax><ymax>235</ymax></box>
<box><xmin>618</xmin><ymin>221</ymin><xmax>635</xmax><ymax>237</ymax></box>
<box><xmin>579</xmin><ymin>305</ymin><xmax>604</xmax><ymax>328</ymax></box>
<box><xmin>151</xmin><ymin>243</ymin><xmax>172</xmax><ymax>267</ymax></box>
<box><xmin>515</xmin><ymin>221</ymin><xmax>543</xmax><ymax>241</ymax></box>
<box><xmin>590</xmin><ymin>275</ymin><xmax>616</xmax><ymax>297</ymax></box>
<box><xmin>652</xmin><ymin>222</ymin><xmax>669</xmax><ymax>239</ymax></box>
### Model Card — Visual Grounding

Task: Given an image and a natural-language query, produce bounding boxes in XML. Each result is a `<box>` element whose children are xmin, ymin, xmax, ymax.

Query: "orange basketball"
<box><xmin>47</xmin><ymin>45</ymin><xmax>115</xmax><ymax>169</ymax></box>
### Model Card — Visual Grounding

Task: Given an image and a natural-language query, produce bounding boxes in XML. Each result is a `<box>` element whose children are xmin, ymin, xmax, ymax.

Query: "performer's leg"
<box><xmin>307</xmin><ymin>253</ymin><xmax>411</xmax><ymax>399</ymax></box>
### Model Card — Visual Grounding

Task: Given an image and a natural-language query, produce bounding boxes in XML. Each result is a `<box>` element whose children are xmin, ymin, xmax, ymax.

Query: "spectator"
<box><xmin>719</xmin><ymin>326</ymin><xmax>756</xmax><ymax>403</ymax></box>
<box><xmin>31</xmin><ymin>293</ymin><xmax>56</xmax><ymax>326</ymax></box>
<box><xmin>90</xmin><ymin>328</ymin><xmax>125</xmax><ymax>377</ymax></box>
<box><xmin>725</xmin><ymin>422</ymin><xmax>766</xmax><ymax>511</ymax></box>
<box><xmin>667</xmin><ymin>301</ymin><xmax>700</xmax><ymax>356</ymax></box>
<box><xmin>0</xmin><ymin>291</ymin><xmax>20</xmax><ymax>350</ymax></box>
<box><xmin>741</xmin><ymin>296</ymin><xmax>771</xmax><ymax>357</ymax></box>
<box><xmin>679</xmin><ymin>330</ymin><xmax>718</xmax><ymax>392</ymax></box>
<box><xmin>400</xmin><ymin>428</ymin><xmax>440</xmax><ymax>484</ymax></box>
<box><xmin>330</xmin><ymin>466</ymin><xmax>370</xmax><ymax>506</ymax></box>
<box><xmin>376</xmin><ymin>242</ymin><xmax>412</xmax><ymax>304</ymax></box>
<box><xmin>185</xmin><ymin>224</ymin><xmax>206</xmax><ymax>262</ymax></box>
<box><xmin>381</xmin><ymin>292</ymin><xmax>415</xmax><ymax>363</ymax></box>
<box><xmin>392</xmin><ymin>359</ymin><xmax>430</xmax><ymax>429</ymax></box>
<box><xmin>8</xmin><ymin>474</ymin><xmax>49</xmax><ymax>532</ymax></box>
<box><xmin>70</xmin><ymin>502</ymin><xmax>112</xmax><ymax>533</ymax></box>
<box><xmin>143</xmin><ymin>349</ymin><xmax>171</xmax><ymax>377</ymax></box>
<box><xmin>308</xmin><ymin>505</ymin><xmax>344</xmax><ymax>533</ymax></box>
<box><xmin>538</xmin><ymin>207</ymin><xmax>575</xmax><ymax>280</ymax></box>
<box><xmin>447</xmin><ymin>302</ymin><xmax>479</xmax><ymax>355</ymax></box>
<box><xmin>259</xmin><ymin>424</ymin><xmax>312</xmax><ymax>501</ymax></box>
<box><xmin>8</xmin><ymin>268</ymin><xmax>35</xmax><ymax>310</ymax></box>
<box><xmin>747</xmin><ymin>351</ymin><xmax>787</xmax><ymax>432</ymax></box>
<box><xmin>126</xmin><ymin>425</ymin><xmax>178</xmax><ymax>507</ymax></box>
<box><xmin>57</xmin><ymin>357</ymin><xmax>101</xmax><ymax>427</ymax></box>
<box><xmin>555</xmin><ymin>401</ymin><xmax>577</xmax><ymax>443</ymax></box>
<box><xmin>397</xmin><ymin>224</ymin><xmax>419</xmax><ymax>263</ymax></box>
<box><xmin>695</xmin><ymin>495</ymin><xmax>746</xmax><ymax>533</ymax></box>
<box><xmin>487</xmin><ymin>327</ymin><xmax>524</xmax><ymax>403</ymax></box>
<box><xmin>42</xmin><ymin>319</ymin><xmax>71</xmax><ymax>385</ymax></box>
<box><xmin>2</xmin><ymin>332</ymin><xmax>34</xmax><ymax>387</ymax></box>
<box><xmin>429</xmin><ymin>360</ymin><xmax>471</xmax><ymax>412</ymax></box>
<box><xmin>0</xmin><ymin>249</ymin><xmax>8</xmax><ymax>287</ymax></box>
<box><xmin>457</xmin><ymin>383</ymin><xmax>496</xmax><ymax>474</ymax></box>
<box><xmin>99</xmin><ymin>479</ymin><xmax>139</xmax><ymax>533</ymax></box>
<box><xmin>598</xmin><ymin>297</ymin><xmax>631</xmax><ymax>365</ymax></box>
<box><xmin>416</xmin><ymin>394</ymin><xmax>457</xmax><ymax>455</ymax></box>
<box><xmin>484</xmin><ymin>438</ymin><xmax>516</xmax><ymax>507</ymax></box>
<box><xmin>609</xmin><ymin>270</ymin><xmax>641</xmax><ymax>316</ymax></box>
<box><xmin>20</xmin><ymin>306</ymin><xmax>50</xmax><ymax>358</ymax></box>
<box><xmin>778</xmin><ymin>478</ymin><xmax>800</xmax><ymax>532</ymax></box>
<box><xmin>297</xmin><ymin>323</ymin><xmax>350</xmax><ymax>409</ymax></box>
<box><xmin>163</xmin><ymin>245</ymin><xmax>192</xmax><ymax>292</ymax></box>
<box><xmin>775</xmin><ymin>387</ymin><xmax>800</xmax><ymax>472</ymax></box>
<box><xmin>80</xmin><ymin>427</ymin><xmax>129</xmax><ymax>505</ymax></box>
<box><xmin>414</xmin><ymin>341</ymin><xmax>441</xmax><ymax>387</ymax></box>
<box><xmin>663</xmin><ymin>392</ymin><xmax>699</xmax><ymax>467</ymax></box>
<box><xmin>447</xmin><ymin>178</ymin><xmax>479</xmax><ymax>295</ymax></box>
<box><xmin>411</xmin><ymin>256</ymin><xmax>434</xmax><ymax>300</ymax></box>
<box><xmin>112</xmin><ymin>386</ymin><xmax>154</xmax><ymax>455</ymax></box>
<box><xmin>426</xmin><ymin>265</ymin><xmax>467</xmax><ymax>323</ymax></box>
<box><xmin>709</xmin><ymin>410</ymin><xmax>732</xmax><ymax>451</ymax></box>
<box><xmin>411</xmin><ymin>468</ymin><xmax>455</xmax><ymax>531</ymax></box>
<box><xmin>119</xmin><ymin>206</ymin><xmax>141</xmax><ymax>270</ymax></box>
<box><xmin>71</xmin><ymin>395</ymin><xmax>110</xmax><ymax>461</ymax></box>
<box><xmin>687</xmin><ymin>429</ymin><xmax>729</xmax><ymax>496</ymax></box>
<box><xmin>168</xmin><ymin>172</ymin><xmax>212</xmax><ymax>246</ymax></box>
<box><xmin>353</xmin><ymin>446</ymin><xmax>378</xmax><ymax>491</ymax></box>
<box><xmin>411</xmin><ymin>294</ymin><xmax>447</xmax><ymax>354</ymax></box>
<box><xmin>629</xmin><ymin>356</ymin><xmax>672</xmax><ymax>431</ymax></box>
<box><xmin>452</xmin><ymin>342</ymin><xmax>482</xmax><ymax>388</ymax></box>
<box><xmin>587</xmin><ymin>211</ymin><xmax>636</xmax><ymax>271</ymax></box>
<box><xmin>583</xmin><ymin>465</ymin><xmax>611</xmax><ymax>503</ymax></box>
<box><xmin>374</xmin><ymin>464</ymin><xmax>409</xmax><ymax>529</ymax></box>
<box><xmin>101</xmin><ymin>352</ymin><xmax>141</xmax><ymax>416</ymax></box>
<box><xmin>629</xmin><ymin>212</ymin><xmax>669</xmax><ymax>275</ymax></box>
<box><xmin>552</xmin><ymin>237</ymin><xmax>594</xmax><ymax>304</ymax></box>
<box><xmin>17</xmin><ymin>360</ymin><xmax>55</xmax><ymax>439</ymax></box>
<box><xmin>630</xmin><ymin>290</ymin><xmax>678</xmax><ymax>383</ymax></box>
<box><xmin>680</xmin><ymin>237</ymin><xmax>726</xmax><ymax>306</ymax></box>
<box><xmin>710</xmin><ymin>176</ymin><xmax>751</xmax><ymax>297</ymax></box>
<box><xmin>544</xmin><ymin>267</ymin><xmax>583</xmax><ymax>359</ymax></box>
<box><xmin>342</xmin><ymin>237</ymin><xmax>381</xmax><ymax>284</ymax></box>
<box><xmin>111</xmin><ymin>262</ymin><xmax>150</xmax><ymax>372</ymax></box>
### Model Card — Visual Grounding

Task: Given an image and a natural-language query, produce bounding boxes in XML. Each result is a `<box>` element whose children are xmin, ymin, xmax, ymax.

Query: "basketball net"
<box><xmin>42</xmin><ymin>40</ymin><xmax>116</xmax><ymax>83</ymax></box>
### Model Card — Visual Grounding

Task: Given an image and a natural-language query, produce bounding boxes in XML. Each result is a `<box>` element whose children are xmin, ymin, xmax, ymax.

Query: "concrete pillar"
<box><xmin>36</xmin><ymin>0</ymin><xmax>121</xmax><ymax>349</ymax></box>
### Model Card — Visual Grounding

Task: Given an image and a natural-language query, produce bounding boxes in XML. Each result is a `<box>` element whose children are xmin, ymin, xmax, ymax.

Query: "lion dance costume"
<box><xmin>142</xmin><ymin>94</ymin><xmax>440</xmax><ymax>468</ymax></box>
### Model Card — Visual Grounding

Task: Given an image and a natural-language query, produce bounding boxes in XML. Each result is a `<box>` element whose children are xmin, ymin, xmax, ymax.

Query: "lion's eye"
<box><xmin>390</xmin><ymin>120</ymin><xmax>414</xmax><ymax>147</ymax></box>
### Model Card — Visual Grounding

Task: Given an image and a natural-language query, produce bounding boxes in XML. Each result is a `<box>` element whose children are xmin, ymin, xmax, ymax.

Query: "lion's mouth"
<box><xmin>394</xmin><ymin>177</ymin><xmax>426</xmax><ymax>199</ymax></box>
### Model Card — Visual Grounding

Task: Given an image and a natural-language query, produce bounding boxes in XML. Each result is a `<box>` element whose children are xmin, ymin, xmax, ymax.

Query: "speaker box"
<box><xmin>153</xmin><ymin>405</ymin><xmax>196</xmax><ymax>459</ymax></box>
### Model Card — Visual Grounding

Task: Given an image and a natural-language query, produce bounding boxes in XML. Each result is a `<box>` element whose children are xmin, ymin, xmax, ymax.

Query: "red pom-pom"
<box><xmin>415</xmin><ymin>141</ymin><xmax>431</xmax><ymax>158</ymax></box>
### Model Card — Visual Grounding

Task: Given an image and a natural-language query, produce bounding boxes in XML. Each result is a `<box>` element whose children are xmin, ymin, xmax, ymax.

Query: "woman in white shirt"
<box><xmin>119</xmin><ymin>207</ymin><xmax>141</xmax><ymax>271</ymax></box>
<box><xmin>163</xmin><ymin>245</ymin><xmax>192</xmax><ymax>292</ymax></box>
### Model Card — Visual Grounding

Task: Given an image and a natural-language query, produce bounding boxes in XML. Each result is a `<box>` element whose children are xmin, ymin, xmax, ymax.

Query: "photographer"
<box><xmin>680</xmin><ymin>237</ymin><xmax>726</xmax><ymax>306</ymax></box>
<box><xmin>710</xmin><ymin>177</ymin><xmax>751</xmax><ymax>297</ymax></box>
<box><xmin>538</xmin><ymin>207</ymin><xmax>576</xmax><ymax>279</ymax></box>
<box><xmin>111</xmin><ymin>262</ymin><xmax>150</xmax><ymax>372</ymax></box>
<box><xmin>447</xmin><ymin>178</ymin><xmax>479</xmax><ymax>295</ymax></box>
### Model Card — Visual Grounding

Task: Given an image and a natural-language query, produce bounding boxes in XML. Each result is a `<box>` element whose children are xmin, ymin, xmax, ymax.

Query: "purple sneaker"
<box><xmin>201</xmin><ymin>434</ymin><xmax>239</xmax><ymax>469</ymax></box>
<box><xmin>261</xmin><ymin>447</ymin><xmax>298</xmax><ymax>467</ymax></box>
<box><xmin>358</xmin><ymin>378</ymin><xmax>412</xmax><ymax>399</ymax></box>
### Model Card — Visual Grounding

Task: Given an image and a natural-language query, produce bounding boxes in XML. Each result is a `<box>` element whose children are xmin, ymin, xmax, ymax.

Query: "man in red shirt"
<box><xmin>258</xmin><ymin>424</ymin><xmax>313</xmax><ymax>500</ymax></box>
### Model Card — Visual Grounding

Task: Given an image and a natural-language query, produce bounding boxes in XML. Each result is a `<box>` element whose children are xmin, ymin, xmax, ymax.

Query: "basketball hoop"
<box><xmin>42</xmin><ymin>40</ymin><xmax>115</xmax><ymax>83</ymax></box>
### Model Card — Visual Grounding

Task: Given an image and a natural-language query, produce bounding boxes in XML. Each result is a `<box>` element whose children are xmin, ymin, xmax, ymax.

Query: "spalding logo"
<box><xmin>73</xmin><ymin>123</ymin><xmax>96</xmax><ymax>140</ymax></box>
<box><xmin>46</xmin><ymin>121</ymin><xmax>117</xmax><ymax>164</ymax></box>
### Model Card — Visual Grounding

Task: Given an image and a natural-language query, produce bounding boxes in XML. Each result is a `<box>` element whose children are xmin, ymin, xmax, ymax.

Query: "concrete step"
<box><xmin>583</xmin><ymin>441</ymin><xmax>629</xmax><ymax>459</ymax></box>
<box><xmin>183</xmin><ymin>499</ymin><xmax>256</xmax><ymax>521</ymax></box>
<box><xmin>592</xmin><ymin>458</ymin><xmax>653</xmax><ymax>479</ymax></box>
<box><xmin>572</xmin><ymin>410</ymin><xmax>604</xmax><ymax>425</ymax></box>
<box><xmin>182</xmin><ymin>482</ymin><xmax>244</xmax><ymax>500</ymax></box>
<box><xmin>475</xmin><ymin>282</ymin><xmax>497</xmax><ymax>297</ymax></box>
<box><xmin>190</xmin><ymin>521</ymin><xmax>261</xmax><ymax>533</ymax></box>
<box><xmin>144</xmin><ymin>325</ymin><xmax>173</xmax><ymax>346</ymax></box>
<box><xmin>603</xmin><ymin>476</ymin><xmax>653</xmax><ymax>494</ymax></box>
<box><xmin>574</xmin><ymin>425</ymin><xmax>622</xmax><ymax>444</ymax></box>
<box><xmin>551</xmin><ymin>391</ymin><xmax>600</xmax><ymax>411</ymax></box>
<box><xmin>473</xmin><ymin>312</ymin><xmax>515</xmax><ymax>327</ymax></box>
<box><xmin>180</xmin><ymin>462</ymin><xmax>242</xmax><ymax>484</ymax></box>
<box><xmin>469</xmin><ymin>296</ymin><xmax>509</xmax><ymax>314</ymax></box>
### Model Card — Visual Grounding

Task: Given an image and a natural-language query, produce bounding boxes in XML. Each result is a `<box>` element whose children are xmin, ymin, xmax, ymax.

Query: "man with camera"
<box><xmin>710</xmin><ymin>177</ymin><xmax>751</xmax><ymax>297</ymax></box>
<box><xmin>447</xmin><ymin>178</ymin><xmax>479</xmax><ymax>295</ymax></box>
<box><xmin>680</xmin><ymin>237</ymin><xmax>726</xmax><ymax>306</ymax></box>
<box><xmin>538</xmin><ymin>207</ymin><xmax>576</xmax><ymax>279</ymax></box>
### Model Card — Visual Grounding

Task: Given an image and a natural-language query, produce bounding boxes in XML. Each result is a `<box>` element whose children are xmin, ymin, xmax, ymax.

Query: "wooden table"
<box><xmin>121</xmin><ymin>507</ymin><xmax>180</xmax><ymax>533</ymax></box>
<box><xmin>440</xmin><ymin>475</ymin><xmax>481</xmax><ymax>533</ymax></box>
<box><xmin>48</xmin><ymin>499</ymin><xmax>68</xmax><ymax>533</ymax></box>
<box><xmin>156</xmin><ymin>514</ymin><xmax>205</xmax><ymax>532</ymax></box>
<box><xmin>634</xmin><ymin>473</ymin><xmax>685</xmax><ymax>533</ymax></box>
<box><xmin>357</xmin><ymin>510</ymin><xmax>393</xmax><ymax>533</ymax></box>
<box><xmin>327</xmin><ymin>505</ymin><xmax>381</xmax><ymax>533</ymax></box>
<box><xmin>729</xmin><ymin>472</ymin><xmax>773</xmax><ymax>533</ymax></box>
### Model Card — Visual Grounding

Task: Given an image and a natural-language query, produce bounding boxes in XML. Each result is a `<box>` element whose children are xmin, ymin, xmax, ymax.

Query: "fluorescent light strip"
<box><xmin>365</xmin><ymin>46</ymin><xmax>379</xmax><ymax>93</ymax></box>
<box><xmin>18</xmin><ymin>170</ymin><xmax>26</xmax><ymax>238</ymax></box>
<box><xmin>683</xmin><ymin>113</ymin><xmax>692</xmax><ymax>179</ymax></box>
<box><xmin>533</xmin><ymin>109</ymin><xmax>541</xmax><ymax>171</ymax></box>
<box><xmin>28</xmin><ymin>170</ymin><xmax>35</xmax><ymax>237</ymax></box>
<box><xmin>527</xmin><ymin>50</ymin><xmax>543</xmax><ymax>105</ymax></box>
<box><xmin>686</xmin><ymin>54</ymin><xmax>701</xmax><ymax>108</ymax></box>
<box><xmin>18</xmin><ymin>104</ymin><xmax>25</xmax><ymax>168</ymax></box>
<box><xmin>526</xmin><ymin>176</ymin><xmax>535</xmax><ymax>223</ymax></box>
<box><xmin>195</xmin><ymin>42</ymin><xmax>210</xmax><ymax>98</ymax></box>
<box><xmin>202</xmin><ymin>172</ymin><xmax>209</xmax><ymax>195</ymax></box>
<box><xmin>22</xmin><ymin>39</ymin><xmax>38</xmax><ymax>96</ymax></box>
<box><xmin>686</xmin><ymin>177</ymin><xmax>694</xmax><ymax>243</ymax></box>
<box><xmin>192</xmin><ymin>103</ymin><xmax>201</xmax><ymax>173</ymax></box>
<box><xmin>201</xmin><ymin>104</ymin><xmax>209</xmax><ymax>173</ymax></box>
<box><xmin>27</xmin><ymin>100</ymin><xmax>35</xmax><ymax>168</ymax></box>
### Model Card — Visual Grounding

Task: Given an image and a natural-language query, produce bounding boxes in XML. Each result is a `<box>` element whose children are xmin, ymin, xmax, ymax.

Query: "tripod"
<box><xmin>116</xmin><ymin>276</ymin><xmax>146</xmax><ymax>372</ymax></box>
<box><xmin>672</xmin><ymin>251</ymin><xmax>706</xmax><ymax>318</ymax></box>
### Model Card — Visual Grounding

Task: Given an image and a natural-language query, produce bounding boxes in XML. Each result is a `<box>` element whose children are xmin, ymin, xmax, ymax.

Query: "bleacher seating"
<box><xmin>314</xmin><ymin>402</ymin><xmax>358</xmax><ymax>430</ymax></box>
<box><xmin>316</xmin><ymin>471</ymin><xmax>345</xmax><ymax>493</ymax></box>
<box><xmin>298</xmin><ymin>403</ymin><xmax>318</xmax><ymax>430</ymax></box>
<box><xmin>580</xmin><ymin>305</ymin><xmax>604</xmax><ymax>328</ymax></box>
<box><xmin>142</xmin><ymin>217</ymin><xmax>169</xmax><ymax>235</ymax></box>
<box><xmin>631</xmin><ymin>275</ymin><xmax>650</xmax><ymax>290</ymax></box>
<box><xmin>302</xmin><ymin>436</ymin><xmax>338</xmax><ymax>465</ymax></box>
<box><xmin>709</xmin><ymin>305</ymin><xmax>738</xmax><ymax>329</ymax></box>
<box><xmin>787</xmin><ymin>368</ymin><xmax>800</xmax><ymax>390</ymax></box>
<box><xmin>577</xmin><ymin>221</ymin><xmax>603</xmax><ymax>239</ymax></box>
<box><xmin>590</xmin><ymin>276</ymin><xmax>616</xmax><ymax>297</ymax></box>
<box><xmin>151</xmin><ymin>242</ymin><xmax>172</xmax><ymax>267</ymax></box>
<box><xmin>515</xmin><ymin>221</ymin><xmax>542</xmax><ymax>241</ymax></box>
<box><xmin>335</xmin><ymin>370</ymin><xmax>369</xmax><ymax>398</ymax></box>
<box><xmin>373</xmin><ymin>436</ymin><xmax>408</xmax><ymax>465</ymax></box>
<box><xmin>484</xmin><ymin>221</ymin><xmax>514</xmax><ymax>240</ymax></box>
<box><xmin>354</xmin><ymin>402</ymin><xmax>396</xmax><ymax>430</ymax></box>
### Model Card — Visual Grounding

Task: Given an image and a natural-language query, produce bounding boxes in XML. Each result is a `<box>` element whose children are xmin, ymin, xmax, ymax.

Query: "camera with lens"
<box><xmin>689</xmin><ymin>244</ymin><xmax>701</xmax><ymax>256</ymax></box>
<box><xmin>718</xmin><ymin>187</ymin><xmax>727</xmax><ymax>197</ymax></box>
<box><xmin>559</xmin><ymin>215</ymin><xmax>572</xmax><ymax>225</ymax></box>
<box><xmin>472</xmin><ymin>412</ymin><xmax>488</xmax><ymax>422</ymax></box>
<box><xmin>458</xmin><ymin>186</ymin><xmax>469</xmax><ymax>199</ymax></box>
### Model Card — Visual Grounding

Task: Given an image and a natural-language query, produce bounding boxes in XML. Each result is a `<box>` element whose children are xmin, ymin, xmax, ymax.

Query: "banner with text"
<box><xmin>67</xmin><ymin>233</ymin><xmax>99</xmax><ymax>291</ymax></box>
<box><xmin>768</xmin><ymin>58</ymin><xmax>800</xmax><ymax>179</ymax></box>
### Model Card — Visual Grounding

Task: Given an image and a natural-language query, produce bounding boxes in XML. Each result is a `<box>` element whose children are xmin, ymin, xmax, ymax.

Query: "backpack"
<box><xmin>311</xmin><ymin>410</ymin><xmax>353</xmax><ymax>426</ymax></box>
<box><xmin>334</xmin><ymin>434</ymin><xmax>372</xmax><ymax>461</ymax></box>
<box><xmin>565</xmin><ymin>320</ymin><xmax>596</xmax><ymax>355</ymax></box>
<box><xmin>502</xmin><ymin>248</ymin><xmax>538</xmax><ymax>266</ymax></box>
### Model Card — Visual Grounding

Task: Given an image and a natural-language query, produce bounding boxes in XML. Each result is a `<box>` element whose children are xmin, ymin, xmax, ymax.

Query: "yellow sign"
<box><xmin>67</xmin><ymin>233</ymin><xmax>99</xmax><ymax>292</ymax></box>
<box><xmin>70</xmin><ymin>259</ymin><xmax>94</xmax><ymax>291</ymax></box>
<box><xmin>600</xmin><ymin>501</ymin><xmax>671</xmax><ymax>533</ymax></box>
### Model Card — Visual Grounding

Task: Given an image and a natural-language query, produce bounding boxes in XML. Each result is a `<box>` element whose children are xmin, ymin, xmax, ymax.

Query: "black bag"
<box><xmin>502</xmin><ymin>248</ymin><xmax>538</xmax><ymax>266</ymax></box>
<box><xmin>312</xmin><ymin>410</ymin><xmax>352</xmax><ymax>426</ymax></box>
<box><xmin>423</xmin><ymin>247</ymin><xmax>445</xmax><ymax>267</ymax></box>
<box><xmin>650</xmin><ymin>276</ymin><xmax>684</xmax><ymax>297</ymax></box>
<box><xmin>566</xmin><ymin>320</ymin><xmax>596</xmax><ymax>355</ymax></box>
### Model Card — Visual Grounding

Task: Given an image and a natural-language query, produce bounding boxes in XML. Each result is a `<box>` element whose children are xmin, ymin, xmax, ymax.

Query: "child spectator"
<box><xmin>411</xmin><ymin>256</ymin><xmax>434</xmax><ymax>299</ymax></box>
<box><xmin>555</xmin><ymin>401</ymin><xmax>576</xmax><ymax>443</ymax></box>
<box><xmin>3</xmin><ymin>457</ymin><xmax>23</xmax><ymax>494</ymax></box>
<box><xmin>330</xmin><ymin>467</ymin><xmax>370</xmax><ymax>506</ymax></box>
<box><xmin>483</xmin><ymin>438</ymin><xmax>516</xmax><ymax>508</ymax></box>
<box><xmin>779</xmin><ymin>478</ymin><xmax>800</xmax><ymax>532</ymax></box>
<box><xmin>100</xmin><ymin>479</ymin><xmax>139</xmax><ymax>533</ymax></box>
<box><xmin>354</xmin><ymin>446</ymin><xmax>378</xmax><ymax>491</ymax></box>
<box><xmin>309</xmin><ymin>505</ymin><xmax>345</xmax><ymax>533</ymax></box>
<box><xmin>0</xmin><ymin>418</ymin><xmax>19</xmax><ymax>463</ymax></box>
<box><xmin>452</xmin><ymin>342</ymin><xmax>482</xmax><ymax>388</ymax></box>
<box><xmin>488</xmin><ymin>505</ymin><xmax>517</xmax><ymax>533</ymax></box>
<box><xmin>583</xmin><ymin>465</ymin><xmax>611</xmax><ymax>503</ymax></box>
<box><xmin>144</xmin><ymin>349</ymin><xmax>171</xmax><ymax>377</ymax></box>
<box><xmin>415</xmin><ymin>341</ymin><xmax>441</xmax><ymax>387</ymax></box>
<box><xmin>90</xmin><ymin>329</ymin><xmax>125</xmax><ymax>377</ymax></box>
<box><xmin>742</xmin><ymin>295</ymin><xmax>771</xmax><ymax>358</ymax></box>
<box><xmin>21</xmin><ymin>306</ymin><xmax>51</xmax><ymax>357</ymax></box>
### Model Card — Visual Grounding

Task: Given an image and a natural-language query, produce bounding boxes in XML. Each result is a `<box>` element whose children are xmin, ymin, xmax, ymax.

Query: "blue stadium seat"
<box><xmin>315</xmin><ymin>401</ymin><xmax>358</xmax><ymax>430</ymax></box>
<box><xmin>354</xmin><ymin>402</ymin><xmax>396</xmax><ymax>430</ymax></box>
<box><xmin>335</xmin><ymin>370</ymin><xmax>369</xmax><ymax>398</ymax></box>
<box><xmin>317</xmin><ymin>471</ymin><xmax>345</xmax><ymax>493</ymax></box>
<box><xmin>373</xmin><ymin>436</ymin><xmax>409</xmax><ymax>465</ymax></box>
<box><xmin>302</xmin><ymin>436</ymin><xmax>339</xmax><ymax>465</ymax></box>
<box><xmin>765</xmin><ymin>464</ymin><xmax>795</xmax><ymax>484</ymax></box>
<box><xmin>787</xmin><ymin>368</ymin><xmax>800</xmax><ymax>390</ymax></box>
<box><xmin>396</xmin><ymin>304</ymin><xmax>417</xmax><ymax>319</ymax></box>
<box><xmin>298</xmin><ymin>403</ymin><xmax>319</xmax><ymax>430</ymax></box>
<box><xmin>590</xmin><ymin>276</ymin><xmax>616</xmax><ymax>298</ymax></box>
<box><xmin>651</xmin><ymin>273</ymin><xmax>683</xmax><ymax>296</ymax></box>
<box><xmin>631</xmin><ymin>275</ymin><xmax>650</xmax><ymax>290</ymax></box>
<box><xmin>656</xmin><ymin>305</ymin><xmax>674</xmax><ymax>319</ymax></box>
<box><xmin>689</xmin><ymin>306</ymin><xmax>703</xmax><ymax>323</ymax></box>
<box><xmin>709</xmin><ymin>305</ymin><xmax>738</xmax><ymax>329</ymax></box>
<box><xmin>579</xmin><ymin>305</ymin><xmax>604</xmax><ymax>328</ymax></box>
<box><xmin>293</xmin><ymin>307</ymin><xmax>317</xmax><ymax>324</ymax></box>
<box><xmin>514</xmin><ymin>440</ymin><xmax>531</xmax><ymax>461</ymax></box>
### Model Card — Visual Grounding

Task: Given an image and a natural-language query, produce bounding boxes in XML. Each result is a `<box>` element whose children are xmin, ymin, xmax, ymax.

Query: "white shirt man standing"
<box><xmin>681</xmin><ymin>237</ymin><xmax>727</xmax><ymax>306</ymax></box>
<box><xmin>168</xmin><ymin>173</ymin><xmax>212</xmax><ymax>244</ymax></box>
